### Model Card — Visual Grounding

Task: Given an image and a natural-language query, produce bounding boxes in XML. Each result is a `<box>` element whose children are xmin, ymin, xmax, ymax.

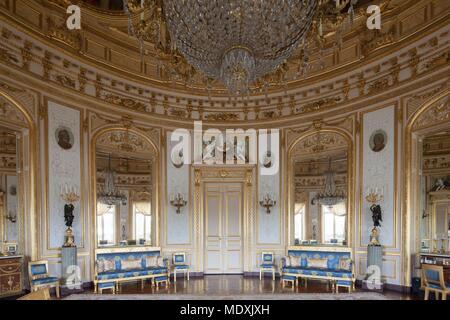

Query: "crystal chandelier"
<box><xmin>312</xmin><ymin>157</ymin><xmax>346</xmax><ymax>208</ymax></box>
<box><xmin>97</xmin><ymin>155</ymin><xmax>127</xmax><ymax>206</ymax></box>
<box><xmin>124</xmin><ymin>0</ymin><xmax>359</xmax><ymax>94</ymax></box>
<box><xmin>163</xmin><ymin>0</ymin><xmax>316</xmax><ymax>94</ymax></box>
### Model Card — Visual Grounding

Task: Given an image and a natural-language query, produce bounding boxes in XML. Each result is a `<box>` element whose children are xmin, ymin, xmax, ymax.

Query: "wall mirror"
<box><xmin>94</xmin><ymin>129</ymin><xmax>156</xmax><ymax>247</ymax></box>
<box><xmin>419</xmin><ymin>129</ymin><xmax>450</xmax><ymax>253</ymax></box>
<box><xmin>0</xmin><ymin>127</ymin><xmax>21</xmax><ymax>254</ymax></box>
<box><xmin>289</xmin><ymin>131</ymin><xmax>351</xmax><ymax>246</ymax></box>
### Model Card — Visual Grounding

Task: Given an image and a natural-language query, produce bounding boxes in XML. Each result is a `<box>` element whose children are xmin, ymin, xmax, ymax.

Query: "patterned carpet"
<box><xmin>64</xmin><ymin>292</ymin><xmax>388</xmax><ymax>300</ymax></box>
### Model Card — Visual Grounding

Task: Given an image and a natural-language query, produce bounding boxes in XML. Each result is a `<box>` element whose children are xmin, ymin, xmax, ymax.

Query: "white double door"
<box><xmin>204</xmin><ymin>182</ymin><xmax>243</xmax><ymax>274</ymax></box>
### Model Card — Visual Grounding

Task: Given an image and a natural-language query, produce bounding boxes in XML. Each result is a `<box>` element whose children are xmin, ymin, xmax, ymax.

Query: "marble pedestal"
<box><xmin>362</xmin><ymin>245</ymin><xmax>384</xmax><ymax>292</ymax></box>
<box><xmin>61</xmin><ymin>246</ymin><xmax>83</xmax><ymax>293</ymax></box>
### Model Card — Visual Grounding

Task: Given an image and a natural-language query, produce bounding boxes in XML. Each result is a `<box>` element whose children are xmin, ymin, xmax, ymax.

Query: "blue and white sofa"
<box><xmin>94</xmin><ymin>246</ymin><xmax>169</xmax><ymax>293</ymax></box>
<box><xmin>281</xmin><ymin>246</ymin><xmax>355</xmax><ymax>293</ymax></box>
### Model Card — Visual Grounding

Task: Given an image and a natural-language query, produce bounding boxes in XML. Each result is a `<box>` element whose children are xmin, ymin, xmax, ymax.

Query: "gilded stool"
<box><xmin>98</xmin><ymin>282</ymin><xmax>116</xmax><ymax>294</ymax></box>
<box><xmin>282</xmin><ymin>275</ymin><xmax>297</xmax><ymax>289</ymax></box>
<box><xmin>335</xmin><ymin>280</ymin><xmax>353</xmax><ymax>293</ymax></box>
<box><xmin>155</xmin><ymin>276</ymin><xmax>169</xmax><ymax>289</ymax></box>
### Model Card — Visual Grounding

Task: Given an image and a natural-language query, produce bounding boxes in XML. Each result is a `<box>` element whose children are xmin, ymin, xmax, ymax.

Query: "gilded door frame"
<box><xmin>193</xmin><ymin>164</ymin><xmax>255</xmax><ymax>273</ymax></box>
<box><xmin>404</xmin><ymin>89</ymin><xmax>450</xmax><ymax>286</ymax></box>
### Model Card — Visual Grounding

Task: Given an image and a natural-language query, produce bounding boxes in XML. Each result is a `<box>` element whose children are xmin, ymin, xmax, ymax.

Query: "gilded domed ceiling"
<box><xmin>0</xmin><ymin>0</ymin><xmax>448</xmax><ymax>124</ymax></box>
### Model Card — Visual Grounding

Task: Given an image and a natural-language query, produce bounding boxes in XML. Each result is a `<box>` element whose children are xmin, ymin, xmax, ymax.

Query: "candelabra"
<box><xmin>60</xmin><ymin>184</ymin><xmax>80</xmax><ymax>247</ymax></box>
<box><xmin>365</xmin><ymin>187</ymin><xmax>384</xmax><ymax>204</ymax></box>
<box><xmin>5</xmin><ymin>211</ymin><xmax>16</xmax><ymax>223</ymax></box>
<box><xmin>170</xmin><ymin>193</ymin><xmax>187</xmax><ymax>214</ymax></box>
<box><xmin>260</xmin><ymin>193</ymin><xmax>276</xmax><ymax>214</ymax></box>
<box><xmin>365</xmin><ymin>187</ymin><xmax>384</xmax><ymax>246</ymax></box>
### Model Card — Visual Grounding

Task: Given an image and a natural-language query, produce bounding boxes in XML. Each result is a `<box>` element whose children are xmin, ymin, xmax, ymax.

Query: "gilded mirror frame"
<box><xmin>89</xmin><ymin>125</ymin><xmax>160</xmax><ymax>267</ymax></box>
<box><xmin>287</xmin><ymin>127</ymin><xmax>354</xmax><ymax>248</ymax></box>
<box><xmin>0</xmin><ymin>90</ymin><xmax>38</xmax><ymax>260</ymax></box>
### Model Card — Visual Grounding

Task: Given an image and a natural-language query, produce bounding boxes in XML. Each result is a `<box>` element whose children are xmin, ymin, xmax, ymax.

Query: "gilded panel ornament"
<box><xmin>413</xmin><ymin>95</ymin><xmax>450</xmax><ymax>129</ymax></box>
<box><xmin>406</xmin><ymin>86</ymin><xmax>445</xmax><ymax>119</ymax></box>
<box><xmin>294</xmin><ymin>173</ymin><xmax>347</xmax><ymax>189</ymax></box>
<box><xmin>423</xmin><ymin>155</ymin><xmax>450</xmax><ymax>172</ymax></box>
<box><xmin>103</xmin><ymin>94</ymin><xmax>148</xmax><ymax>112</ymax></box>
<box><xmin>418</xmin><ymin>51</ymin><xmax>449</xmax><ymax>74</ymax></box>
<box><xmin>204</xmin><ymin>113</ymin><xmax>239</xmax><ymax>122</ymax></box>
<box><xmin>368</xmin><ymin>77</ymin><xmax>390</xmax><ymax>94</ymax></box>
<box><xmin>0</xmin><ymin>81</ymin><xmax>25</xmax><ymax>93</ymax></box>
<box><xmin>96</xmin><ymin>130</ymin><xmax>153</xmax><ymax>154</ymax></box>
<box><xmin>361</xmin><ymin>25</ymin><xmax>396</xmax><ymax>57</ymax></box>
<box><xmin>0</xmin><ymin>99</ymin><xmax>26</xmax><ymax>124</ymax></box>
<box><xmin>55</xmin><ymin>75</ymin><xmax>76</xmax><ymax>89</ymax></box>
<box><xmin>46</xmin><ymin>17</ymin><xmax>82</xmax><ymax>51</ymax></box>
<box><xmin>0</xmin><ymin>155</ymin><xmax>16</xmax><ymax>170</ymax></box>
<box><xmin>292</xmin><ymin>132</ymin><xmax>347</xmax><ymax>155</ymax></box>
<box><xmin>297</xmin><ymin>96</ymin><xmax>341</xmax><ymax>114</ymax></box>
<box><xmin>0</xmin><ymin>48</ymin><xmax>19</xmax><ymax>64</ymax></box>
<box><xmin>97</xmin><ymin>174</ymin><xmax>151</xmax><ymax>188</ymax></box>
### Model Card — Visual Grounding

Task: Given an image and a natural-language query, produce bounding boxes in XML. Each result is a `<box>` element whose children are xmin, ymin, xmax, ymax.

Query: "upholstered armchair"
<box><xmin>172</xmin><ymin>252</ymin><xmax>190</xmax><ymax>282</ymax></box>
<box><xmin>28</xmin><ymin>260</ymin><xmax>60</xmax><ymax>298</ymax></box>
<box><xmin>422</xmin><ymin>264</ymin><xmax>449</xmax><ymax>300</ymax></box>
<box><xmin>259</xmin><ymin>252</ymin><xmax>276</xmax><ymax>281</ymax></box>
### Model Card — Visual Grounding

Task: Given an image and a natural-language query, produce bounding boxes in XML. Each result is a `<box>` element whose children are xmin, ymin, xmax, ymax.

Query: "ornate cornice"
<box><xmin>0</xmin><ymin>1</ymin><xmax>448</xmax><ymax>125</ymax></box>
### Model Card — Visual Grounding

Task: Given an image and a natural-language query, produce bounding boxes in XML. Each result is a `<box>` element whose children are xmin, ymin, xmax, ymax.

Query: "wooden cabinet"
<box><xmin>0</xmin><ymin>255</ymin><xmax>23</xmax><ymax>297</ymax></box>
<box><xmin>420</xmin><ymin>253</ymin><xmax>450</xmax><ymax>287</ymax></box>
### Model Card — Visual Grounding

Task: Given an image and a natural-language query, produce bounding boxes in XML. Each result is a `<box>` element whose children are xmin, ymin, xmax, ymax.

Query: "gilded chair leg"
<box><xmin>56</xmin><ymin>285</ymin><xmax>60</xmax><ymax>298</ymax></box>
<box><xmin>174</xmin><ymin>270</ymin><xmax>177</xmax><ymax>283</ymax></box>
<box><xmin>442</xmin><ymin>292</ymin><xmax>447</xmax><ymax>300</ymax></box>
<box><xmin>259</xmin><ymin>269</ymin><xmax>262</xmax><ymax>281</ymax></box>
<box><xmin>187</xmin><ymin>270</ymin><xmax>190</xmax><ymax>281</ymax></box>
<box><xmin>272</xmin><ymin>270</ymin><xmax>275</xmax><ymax>281</ymax></box>
<box><xmin>424</xmin><ymin>288</ymin><xmax>429</xmax><ymax>300</ymax></box>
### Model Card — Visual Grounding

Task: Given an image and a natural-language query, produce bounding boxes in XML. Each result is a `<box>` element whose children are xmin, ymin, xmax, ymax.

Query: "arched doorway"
<box><xmin>0</xmin><ymin>90</ymin><xmax>38</xmax><ymax>261</ymax></box>
<box><xmin>404</xmin><ymin>89</ymin><xmax>450</xmax><ymax>286</ymax></box>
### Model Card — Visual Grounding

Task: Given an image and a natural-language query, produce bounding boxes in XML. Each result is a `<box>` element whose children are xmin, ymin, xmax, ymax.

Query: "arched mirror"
<box><xmin>289</xmin><ymin>131</ymin><xmax>351</xmax><ymax>246</ymax></box>
<box><xmin>0</xmin><ymin>127</ymin><xmax>21</xmax><ymax>254</ymax></box>
<box><xmin>419</xmin><ymin>128</ymin><xmax>450</xmax><ymax>253</ymax></box>
<box><xmin>93</xmin><ymin>129</ymin><xmax>157</xmax><ymax>247</ymax></box>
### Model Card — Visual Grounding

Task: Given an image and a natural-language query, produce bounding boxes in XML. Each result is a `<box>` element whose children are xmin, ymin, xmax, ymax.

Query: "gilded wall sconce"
<box><xmin>260</xmin><ymin>193</ymin><xmax>276</xmax><ymax>214</ymax></box>
<box><xmin>170</xmin><ymin>193</ymin><xmax>187</xmax><ymax>214</ymax></box>
<box><xmin>5</xmin><ymin>211</ymin><xmax>17</xmax><ymax>223</ymax></box>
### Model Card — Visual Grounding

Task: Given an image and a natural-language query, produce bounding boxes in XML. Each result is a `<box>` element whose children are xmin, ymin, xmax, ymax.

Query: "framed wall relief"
<box><xmin>55</xmin><ymin>126</ymin><xmax>74</xmax><ymax>150</ymax></box>
<box><xmin>369</xmin><ymin>129</ymin><xmax>387</xmax><ymax>153</ymax></box>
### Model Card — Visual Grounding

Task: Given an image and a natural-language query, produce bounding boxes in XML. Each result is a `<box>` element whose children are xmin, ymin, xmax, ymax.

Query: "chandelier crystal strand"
<box><xmin>312</xmin><ymin>157</ymin><xmax>346</xmax><ymax>208</ymax></box>
<box><xmin>163</xmin><ymin>0</ymin><xmax>317</xmax><ymax>94</ymax></box>
<box><xmin>98</xmin><ymin>155</ymin><xmax>127</xmax><ymax>207</ymax></box>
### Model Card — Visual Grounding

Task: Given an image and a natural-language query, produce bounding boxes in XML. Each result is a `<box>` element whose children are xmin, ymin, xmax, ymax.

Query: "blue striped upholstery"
<box><xmin>173</xmin><ymin>265</ymin><xmax>189</xmax><ymax>270</ymax></box>
<box><xmin>98</xmin><ymin>282</ymin><xmax>115</xmax><ymax>289</ymax></box>
<box><xmin>32</xmin><ymin>277</ymin><xmax>58</xmax><ymax>285</ymax></box>
<box><xmin>30</xmin><ymin>264</ymin><xmax>47</xmax><ymax>276</ymax></box>
<box><xmin>283</xmin><ymin>267</ymin><xmax>352</xmax><ymax>279</ymax></box>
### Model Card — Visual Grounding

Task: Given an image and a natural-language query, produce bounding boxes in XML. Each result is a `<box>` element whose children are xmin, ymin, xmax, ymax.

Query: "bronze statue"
<box><xmin>64</xmin><ymin>203</ymin><xmax>75</xmax><ymax>228</ymax></box>
<box><xmin>370</xmin><ymin>204</ymin><xmax>382</xmax><ymax>227</ymax></box>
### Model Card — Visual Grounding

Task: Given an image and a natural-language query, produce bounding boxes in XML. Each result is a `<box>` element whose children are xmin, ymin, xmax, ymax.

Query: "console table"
<box><xmin>0</xmin><ymin>255</ymin><xmax>23</xmax><ymax>297</ymax></box>
<box><xmin>419</xmin><ymin>252</ymin><xmax>450</xmax><ymax>287</ymax></box>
